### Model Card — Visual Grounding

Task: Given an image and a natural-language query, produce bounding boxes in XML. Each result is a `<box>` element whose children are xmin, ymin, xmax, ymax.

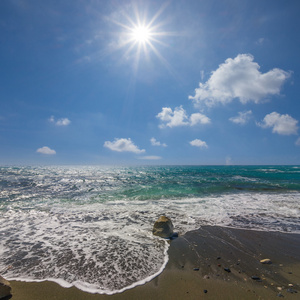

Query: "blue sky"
<box><xmin>1</xmin><ymin>0</ymin><xmax>300</xmax><ymax>165</ymax></box>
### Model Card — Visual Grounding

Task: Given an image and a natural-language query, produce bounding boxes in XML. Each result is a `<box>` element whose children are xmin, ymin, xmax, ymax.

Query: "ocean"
<box><xmin>0</xmin><ymin>165</ymin><xmax>299</xmax><ymax>294</ymax></box>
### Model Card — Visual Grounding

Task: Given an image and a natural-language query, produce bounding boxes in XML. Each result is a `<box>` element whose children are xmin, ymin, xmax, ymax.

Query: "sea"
<box><xmin>0</xmin><ymin>165</ymin><xmax>299</xmax><ymax>294</ymax></box>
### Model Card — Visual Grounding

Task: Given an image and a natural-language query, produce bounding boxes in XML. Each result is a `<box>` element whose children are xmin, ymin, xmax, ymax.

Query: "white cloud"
<box><xmin>190</xmin><ymin>113</ymin><xmax>211</xmax><ymax>125</ymax></box>
<box><xmin>257</xmin><ymin>112</ymin><xmax>298</xmax><ymax>135</ymax></box>
<box><xmin>295</xmin><ymin>137</ymin><xmax>300</xmax><ymax>146</ymax></box>
<box><xmin>156</xmin><ymin>106</ymin><xmax>189</xmax><ymax>128</ymax></box>
<box><xmin>36</xmin><ymin>146</ymin><xmax>56</xmax><ymax>155</ymax></box>
<box><xmin>139</xmin><ymin>156</ymin><xmax>162</xmax><ymax>160</ymax></box>
<box><xmin>229</xmin><ymin>110</ymin><xmax>252</xmax><ymax>125</ymax></box>
<box><xmin>189</xmin><ymin>139</ymin><xmax>208</xmax><ymax>148</ymax></box>
<box><xmin>150</xmin><ymin>138</ymin><xmax>167</xmax><ymax>147</ymax></box>
<box><xmin>189</xmin><ymin>54</ymin><xmax>291</xmax><ymax>108</ymax></box>
<box><xmin>104</xmin><ymin>138</ymin><xmax>145</xmax><ymax>154</ymax></box>
<box><xmin>49</xmin><ymin>116</ymin><xmax>71</xmax><ymax>126</ymax></box>
<box><xmin>156</xmin><ymin>106</ymin><xmax>210</xmax><ymax>128</ymax></box>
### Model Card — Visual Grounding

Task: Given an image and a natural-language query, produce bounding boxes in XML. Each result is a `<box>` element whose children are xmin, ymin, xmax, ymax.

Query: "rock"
<box><xmin>260</xmin><ymin>258</ymin><xmax>272</xmax><ymax>264</ymax></box>
<box><xmin>152</xmin><ymin>216</ymin><xmax>174</xmax><ymax>238</ymax></box>
<box><xmin>193</xmin><ymin>268</ymin><xmax>199</xmax><ymax>271</ymax></box>
<box><xmin>0</xmin><ymin>275</ymin><xmax>11</xmax><ymax>299</ymax></box>
<box><xmin>224</xmin><ymin>268</ymin><xmax>231</xmax><ymax>273</ymax></box>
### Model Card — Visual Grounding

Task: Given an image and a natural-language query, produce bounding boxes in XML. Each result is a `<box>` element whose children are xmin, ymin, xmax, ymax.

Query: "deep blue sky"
<box><xmin>1</xmin><ymin>0</ymin><xmax>300</xmax><ymax>165</ymax></box>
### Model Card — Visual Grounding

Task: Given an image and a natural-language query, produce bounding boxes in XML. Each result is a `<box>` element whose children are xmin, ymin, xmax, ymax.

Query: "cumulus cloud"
<box><xmin>49</xmin><ymin>116</ymin><xmax>71</xmax><ymax>126</ymax></box>
<box><xmin>156</xmin><ymin>106</ymin><xmax>210</xmax><ymax>128</ymax></box>
<box><xmin>257</xmin><ymin>112</ymin><xmax>298</xmax><ymax>135</ymax></box>
<box><xmin>104</xmin><ymin>138</ymin><xmax>145</xmax><ymax>154</ymax></box>
<box><xmin>189</xmin><ymin>139</ymin><xmax>208</xmax><ymax>148</ymax></box>
<box><xmin>229</xmin><ymin>110</ymin><xmax>252</xmax><ymax>125</ymax></box>
<box><xmin>189</xmin><ymin>54</ymin><xmax>291</xmax><ymax>108</ymax></box>
<box><xmin>150</xmin><ymin>138</ymin><xmax>167</xmax><ymax>147</ymax></box>
<box><xmin>138</xmin><ymin>156</ymin><xmax>162</xmax><ymax>160</ymax></box>
<box><xmin>36</xmin><ymin>146</ymin><xmax>56</xmax><ymax>155</ymax></box>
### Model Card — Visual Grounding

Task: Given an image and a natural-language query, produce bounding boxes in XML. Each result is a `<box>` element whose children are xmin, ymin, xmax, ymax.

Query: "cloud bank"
<box><xmin>104</xmin><ymin>138</ymin><xmax>145</xmax><ymax>153</ymax></box>
<box><xmin>257</xmin><ymin>112</ymin><xmax>298</xmax><ymax>135</ymax></box>
<box><xmin>36</xmin><ymin>146</ymin><xmax>56</xmax><ymax>155</ymax></box>
<box><xmin>156</xmin><ymin>106</ymin><xmax>210</xmax><ymax>128</ymax></box>
<box><xmin>189</xmin><ymin>54</ymin><xmax>290</xmax><ymax>107</ymax></box>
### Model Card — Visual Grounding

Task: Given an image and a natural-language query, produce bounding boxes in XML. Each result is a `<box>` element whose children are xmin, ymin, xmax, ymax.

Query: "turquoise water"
<box><xmin>0</xmin><ymin>165</ymin><xmax>299</xmax><ymax>293</ymax></box>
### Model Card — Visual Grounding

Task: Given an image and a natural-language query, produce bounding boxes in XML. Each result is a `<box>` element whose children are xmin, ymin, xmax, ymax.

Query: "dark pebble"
<box><xmin>277</xmin><ymin>293</ymin><xmax>284</xmax><ymax>297</ymax></box>
<box><xmin>251</xmin><ymin>276</ymin><xmax>262</xmax><ymax>282</ymax></box>
<box><xmin>193</xmin><ymin>268</ymin><xmax>199</xmax><ymax>271</ymax></box>
<box><xmin>286</xmin><ymin>288</ymin><xmax>297</xmax><ymax>294</ymax></box>
<box><xmin>288</xmin><ymin>271</ymin><xmax>293</xmax><ymax>274</ymax></box>
<box><xmin>204</xmin><ymin>290</ymin><xmax>208</xmax><ymax>294</ymax></box>
<box><xmin>217</xmin><ymin>256</ymin><xmax>221</xmax><ymax>260</ymax></box>
<box><xmin>224</xmin><ymin>268</ymin><xmax>231</xmax><ymax>273</ymax></box>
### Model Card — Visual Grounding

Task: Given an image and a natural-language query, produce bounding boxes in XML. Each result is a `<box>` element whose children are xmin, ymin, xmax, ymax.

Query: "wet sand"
<box><xmin>8</xmin><ymin>226</ymin><xmax>300</xmax><ymax>299</ymax></box>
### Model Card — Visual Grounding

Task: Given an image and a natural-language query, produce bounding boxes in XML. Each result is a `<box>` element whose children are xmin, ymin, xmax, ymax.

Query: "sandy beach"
<box><xmin>7</xmin><ymin>226</ymin><xmax>300</xmax><ymax>300</ymax></box>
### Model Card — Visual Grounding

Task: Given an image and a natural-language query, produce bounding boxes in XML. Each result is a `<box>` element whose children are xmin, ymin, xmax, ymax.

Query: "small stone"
<box><xmin>217</xmin><ymin>256</ymin><xmax>221</xmax><ymax>260</ymax></box>
<box><xmin>204</xmin><ymin>289</ymin><xmax>208</xmax><ymax>294</ymax></box>
<box><xmin>224</xmin><ymin>268</ymin><xmax>231</xmax><ymax>273</ymax></box>
<box><xmin>251</xmin><ymin>276</ymin><xmax>262</xmax><ymax>282</ymax></box>
<box><xmin>203</xmin><ymin>275</ymin><xmax>210</xmax><ymax>279</ymax></box>
<box><xmin>260</xmin><ymin>258</ymin><xmax>272</xmax><ymax>264</ymax></box>
<box><xmin>193</xmin><ymin>268</ymin><xmax>199</xmax><ymax>271</ymax></box>
<box><xmin>288</xmin><ymin>284</ymin><xmax>293</xmax><ymax>287</ymax></box>
<box><xmin>277</xmin><ymin>287</ymin><xmax>282</xmax><ymax>291</ymax></box>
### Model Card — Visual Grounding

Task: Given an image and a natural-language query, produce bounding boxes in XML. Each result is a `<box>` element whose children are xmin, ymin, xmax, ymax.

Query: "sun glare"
<box><xmin>131</xmin><ymin>26</ymin><xmax>151</xmax><ymax>43</ymax></box>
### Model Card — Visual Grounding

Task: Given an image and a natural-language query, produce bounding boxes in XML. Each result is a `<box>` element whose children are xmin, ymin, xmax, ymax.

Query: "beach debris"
<box><xmin>0</xmin><ymin>275</ymin><xmax>11</xmax><ymax>300</ymax></box>
<box><xmin>260</xmin><ymin>258</ymin><xmax>272</xmax><ymax>264</ymax></box>
<box><xmin>152</xmin><ymin>215</ymin><xmax>174</xmax><ymax>238</ymax></box>
<box><xmin>251</xmin><ymin>276</ymin><xmax>262</xmax><ymax>282</ymax></box>
<box><xmin>224</xmin><ymin>268</ymin><xmax>231</xmax><ymax>273</ymax></box>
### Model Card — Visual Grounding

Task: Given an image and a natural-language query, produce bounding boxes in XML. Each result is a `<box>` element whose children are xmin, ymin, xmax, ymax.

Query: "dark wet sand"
<box><xmin>8</xmin><ymin>226</ymin><xmax>300</xmax><ymax>299</ymax></box>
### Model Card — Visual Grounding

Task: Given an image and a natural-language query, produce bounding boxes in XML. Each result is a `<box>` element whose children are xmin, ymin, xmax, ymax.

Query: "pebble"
<box><xmin>224</xmin><ymin>268</ymin><xmax>231</xmax><ymax>273</ymax></box>
<box><xmin>277</xmin><ymin>293</ymin><xmax>284</xmax><ymax>298</ymax></box>
<box><xmin>260</xmin><ymin>258</ymin><xmax>272</xmax><ymax>264</ymax></box>
<box><xmin>277</xmin><ymin>287</ymin><xmax>283</xmax><ymax>291</ymax></box>
<box><xmin>251</xmin><ymin>276</ymin><xmax>262</xmax><ymax>282</ymax></box>
<box><xmin>193</xmin><ymin>268</ymin><xmax>199</xmax><ymax>271</ymax></box>
<box><xmin>204</xmin><ymin>289</ymin><xmax>208</xmax><ymax>294</ymax></box>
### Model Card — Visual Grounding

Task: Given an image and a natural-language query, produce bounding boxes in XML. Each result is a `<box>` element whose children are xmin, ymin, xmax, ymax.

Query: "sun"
<box><xmin>131</xmin><ymin>25</ymin><xmax>151</xmax><ymax>43</ymax></box>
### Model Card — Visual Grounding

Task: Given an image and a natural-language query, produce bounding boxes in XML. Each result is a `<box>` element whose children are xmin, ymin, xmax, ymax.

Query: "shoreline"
<box><xmin>8</xmin><ymin>226</ymin><xmax>300</xmax><ymax>299</ymax></box>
